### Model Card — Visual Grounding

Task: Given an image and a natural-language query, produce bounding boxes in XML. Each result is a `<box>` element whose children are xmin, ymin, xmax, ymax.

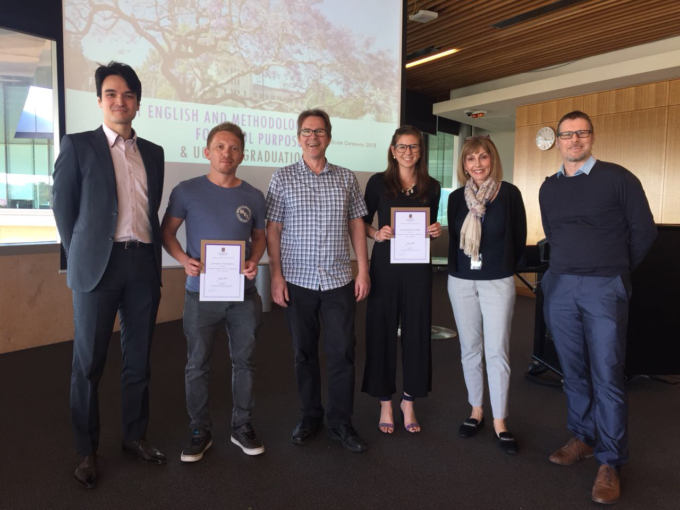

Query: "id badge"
<box><xmin>471</xmin><ymin>253</ymin><xmax>483</xmax><ymax>270</ymax></box>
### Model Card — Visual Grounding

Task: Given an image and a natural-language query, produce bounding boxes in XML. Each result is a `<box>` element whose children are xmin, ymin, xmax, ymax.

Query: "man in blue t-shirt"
<box><xmin>162</xmin><ymin>122</ymin><xmax>266</xmax><ymax>461</ymax></box>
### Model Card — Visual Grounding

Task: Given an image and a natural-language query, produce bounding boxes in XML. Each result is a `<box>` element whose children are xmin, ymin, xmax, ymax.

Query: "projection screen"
<box><xmin>62</xmin><ymin>0</ymin><xmax>403</xmax><ymax>266</ymax></box>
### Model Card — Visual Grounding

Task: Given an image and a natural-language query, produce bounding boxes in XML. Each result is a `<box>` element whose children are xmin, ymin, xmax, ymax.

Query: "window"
<box><xmin>0</xmin><ymin>28</ymin><xmax>59</xmax><ymax>244</ymax></box>
<box><xmin>427</xmin><ymin>131</ymin><xmax>458</xmax><ymax>227</ymax></box>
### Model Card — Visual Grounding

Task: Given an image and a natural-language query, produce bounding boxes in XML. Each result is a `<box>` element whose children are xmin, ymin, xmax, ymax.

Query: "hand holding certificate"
<box><xmin>199</xmin><ymin>240</ymin><xmax>246</xmax><ymax>301</ymax></box>
<box><xmin>390</xmin><ymin>207</ymin><xmax>431</xmax><ymax>264</ymax></box>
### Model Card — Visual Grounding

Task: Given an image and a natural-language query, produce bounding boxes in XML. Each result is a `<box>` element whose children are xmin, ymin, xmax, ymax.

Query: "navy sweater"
<box><xmin>539</xmin><ymin>160</ymin><xmax>657</xmax><ymax>276</ymax></box>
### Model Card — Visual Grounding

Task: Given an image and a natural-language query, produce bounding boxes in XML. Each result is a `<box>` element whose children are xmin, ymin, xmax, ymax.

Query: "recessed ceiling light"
<box><xmin>406</xmin><ymin>49</ymin><xmax>459</xmax><ymax>68</ymax></box>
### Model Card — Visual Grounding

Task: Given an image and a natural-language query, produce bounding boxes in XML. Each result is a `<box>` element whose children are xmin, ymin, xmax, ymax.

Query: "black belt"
<box><xmin>113</xmin><ymin>240</ymin><xmax>151</xmax><ymax>250</ymax></box>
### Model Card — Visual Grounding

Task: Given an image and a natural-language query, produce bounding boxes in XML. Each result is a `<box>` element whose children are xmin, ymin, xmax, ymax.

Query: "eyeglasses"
<box><xmin>557</xmin><ymin>130</ymin><xmax>592</xmax><ymax>140</ymax></box>
<box><xmin>394</xmin><ymin>144</ymin><xmax>420</xmax><ymax>153</ymax></box>
<box><xmin>465</xmin><ymin>135</ymin><xmax>491</xmax><ymax>142</ymax></box>
<box><xmin>300</xmin><ymin>128</ymin><xmax>327</xmax><ymax>137</ymax></box>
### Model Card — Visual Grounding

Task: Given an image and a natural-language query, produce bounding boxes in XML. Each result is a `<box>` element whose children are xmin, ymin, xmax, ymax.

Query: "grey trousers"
<box><xmin>447</xmin><ymin>275</ymin><xmax>515</xmax><ymax>419</ymax></box>
<box><xmin>183</xmin><ymin>287</ymin><xmax>262</xmax><ymax>431</ymax></box>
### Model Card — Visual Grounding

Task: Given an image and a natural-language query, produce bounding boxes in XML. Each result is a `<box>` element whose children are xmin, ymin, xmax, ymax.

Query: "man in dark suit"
<box><xmin>52</xmin><ymin>62</ymin><xmax>166</xmax><ymax>489</ymax></box>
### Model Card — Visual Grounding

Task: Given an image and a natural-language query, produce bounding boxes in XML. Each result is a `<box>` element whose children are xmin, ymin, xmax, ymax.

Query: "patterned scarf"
<box><xmin>459</xmin><ymin>177</ymin><xmax>498</xmax><ymax>262</ymax></box>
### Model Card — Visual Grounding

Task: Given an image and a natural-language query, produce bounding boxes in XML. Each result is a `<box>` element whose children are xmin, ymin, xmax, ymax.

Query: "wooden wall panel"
<box><xmin>515</xmin><ymin>80</ymin><xmax>677</xmax><ymax>254</ymax></box>
<box><xmin>582</xmin><ymin>82</ymin><xmax>669</xmax><ymax>116</ymax></box>
<box><xmin>662</xmin><ymin>105</ymin><xmax>680</xmax><ymax>223</ymax></box>
<box><xmin>0</xmin><ymin>254</ymin><xmax>187</xmax><ymax>354</ymax></box>
<box><xmin>513</xmin><ymin>125</ymin><xmax>563</xmax><ymax>244</ymax></box>
<box><xmin>590</xmin><ymin>108</ymin><xmax>667</xmax><ymax>221</ymax></box>
<box><xmin>516</xmin><ymin>97</ymin><xmax>584</xmax><ymax>127</ymax></box>
<box><xmin>670</xmin><ymin>79</ymin><xmax>680</xmax><ymax>106</ymax></box>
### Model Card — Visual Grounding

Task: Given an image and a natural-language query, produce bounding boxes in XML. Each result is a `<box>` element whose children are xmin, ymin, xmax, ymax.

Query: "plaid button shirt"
<box><xmin>266</xmin><ymin>159</ymin><xmax>368</xmax><ymax>291</ymax></box>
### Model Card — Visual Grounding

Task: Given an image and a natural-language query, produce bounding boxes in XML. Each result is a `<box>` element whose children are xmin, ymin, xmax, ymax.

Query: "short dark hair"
<box><xmin>206</xmin><ymin>122</ymin><xmax>245</xmax><ymax>151</ymax></box>
<box><xmin>557</xmin><ymin>110</ymin><xmax>594</xmax><ymax>134</ymax></box>
<box><xmin>95</xmin><ymin>62</ymin><xmax>142</xmax><ymax>101</ymax></box>
<box><xmin>297</xmin><ymin>109</ymin><xmax>332</xmax><ymax>138</ymax></box>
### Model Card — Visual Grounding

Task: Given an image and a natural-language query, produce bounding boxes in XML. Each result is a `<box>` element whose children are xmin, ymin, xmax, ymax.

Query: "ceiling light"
<box><xmin>406</xmin><ymin>49</ymin><xmax>459</xmax><ymax>68</ymax></box>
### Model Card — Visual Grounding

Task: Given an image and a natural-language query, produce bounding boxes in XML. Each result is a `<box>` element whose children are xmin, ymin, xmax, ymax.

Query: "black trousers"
<box><xmin>285</xmin><ymin>281</ymin><xmax>356</xmax><ymax>429</ymax></box>
<box><xmin>70</xmin><ymin>243</ymin><xmax>161</xmax><ymax>456</ymax></box>
<box><xmin>362</xmin><ymin>258</ymin><xmax>432</xmax><ymax>399</ymax></box>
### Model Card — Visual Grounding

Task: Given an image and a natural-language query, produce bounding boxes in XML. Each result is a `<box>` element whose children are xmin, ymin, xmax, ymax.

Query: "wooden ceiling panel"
<box><xmin>405</xmin><ymin>0</ymin><xmax>680</xmax><ymax>100</ymax></box>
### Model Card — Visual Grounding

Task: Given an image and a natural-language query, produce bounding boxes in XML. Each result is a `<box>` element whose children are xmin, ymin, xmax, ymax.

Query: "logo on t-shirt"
<box><xmin>236</xmin><ymin>205</ymin><xmax>252</xmax><ymax>223</ymax></box>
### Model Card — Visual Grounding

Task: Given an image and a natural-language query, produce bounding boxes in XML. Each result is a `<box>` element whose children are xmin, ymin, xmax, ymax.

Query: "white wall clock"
<box><xmin>536</xmin><ymin>126</ymin><xmax>555</xmax><ymax>151</ymax></box>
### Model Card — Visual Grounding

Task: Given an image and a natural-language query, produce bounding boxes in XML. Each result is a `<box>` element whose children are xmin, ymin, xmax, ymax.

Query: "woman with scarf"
<box><xmin>447</xmin><ymin>135</ymin><xmax>526</xmax><ymax>454</ymax></box>
<box><xmin>362</xmin><ymin>125</ymin><xmax>442</xmax><ymax>435</ymax></box>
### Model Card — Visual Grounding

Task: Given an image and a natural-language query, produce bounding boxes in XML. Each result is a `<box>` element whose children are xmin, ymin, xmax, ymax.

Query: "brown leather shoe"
<box><xmin>549</xmin><ymin>437</ymin><xmax>594</xmax><ymax>465</ymax></box>
<box><xmin>592</xmin><ymin>465</ymin><xmax>621</xmax><ymax>504</ymax></box>
<box><xmin>74</xmin><ymin>455</ymin><xmax>98</xmax><ymax>489</ymax></box>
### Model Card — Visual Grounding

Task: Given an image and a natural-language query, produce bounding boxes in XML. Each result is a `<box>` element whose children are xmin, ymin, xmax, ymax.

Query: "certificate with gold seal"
<box><xmin>199</xmin><ymin>240</ymin><xmax>246</xmax><ymax>301</ymax></box>
<box><xmin>389</xmin><ymin>207</ymin><xmax>430</xmax><ymax>264</ymax></box>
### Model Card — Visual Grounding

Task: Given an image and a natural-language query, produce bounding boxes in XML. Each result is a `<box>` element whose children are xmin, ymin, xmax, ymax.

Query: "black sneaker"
<box><xmin>327</xmin><ymin>423</ymin><xmax>369</xmax><ymax>453</ymax></box>
<box><xmin>180</xmin><ymin>429</ymin><xmax>212</xmax><ymax>463</ymax></box>
<box><xmin>231</xmin><ymin>423</ymin><xmax>265</xmax><ymax>456</ymax></box>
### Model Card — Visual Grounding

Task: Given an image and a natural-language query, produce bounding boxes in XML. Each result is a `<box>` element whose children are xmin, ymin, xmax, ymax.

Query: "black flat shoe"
<box><xmin>496</xmin><ymin>431</ymin><xmax>518</xmax><ymax>454</ymax></box>
<box><xmin>74</xmin><ymin>455</ymin><xmax>98</xmax><ymax>489</ymax></box>
<box><xmin>326</xmin><ymin>423</ymin><xmax>368</xmax><ymax>453</ymax></box>
<box><xmin>459</xmin><ymin>417</ymin><xmax>484</xmax><ymax>438</ymax></box>
<box><xmin>291</xmin><ymin>416</ymin><xmax>323</xmax><ymax>445</ymax></box>
<box><xmin>122</xmin><ymin>439</ymin><xmax>167</xmax><ymax>465</ymax></box>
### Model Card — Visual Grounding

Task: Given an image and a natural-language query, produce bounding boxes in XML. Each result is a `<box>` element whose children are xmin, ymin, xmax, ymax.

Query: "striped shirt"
<box><xmin>266</xmin><ymin>159</ymin><xmax>368</xmax><ymax>291</ymax></box>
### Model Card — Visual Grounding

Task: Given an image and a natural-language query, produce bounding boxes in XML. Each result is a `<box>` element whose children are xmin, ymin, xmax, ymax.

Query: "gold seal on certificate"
<box><xmin>390</xmin><ymin>207</ymin><xmax>431</xmax><ymax>264</ymax></box>
<box><xmin>199</xmin><ymin>240</ymin><xmax>246</xmax><ymax>301</ymax></box>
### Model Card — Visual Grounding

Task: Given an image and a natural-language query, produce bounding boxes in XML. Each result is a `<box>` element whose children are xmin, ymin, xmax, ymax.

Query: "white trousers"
<box><xmin>447</xmin><ymin>275</ymin><xmax>516</xmax><ymax>419</ymax></box>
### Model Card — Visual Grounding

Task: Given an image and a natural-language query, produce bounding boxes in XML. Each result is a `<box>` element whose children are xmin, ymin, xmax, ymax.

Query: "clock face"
<box><xmin>536</xmin><ymin>127</ymin><xmax>555</xmax><ymax>151</ymax></box>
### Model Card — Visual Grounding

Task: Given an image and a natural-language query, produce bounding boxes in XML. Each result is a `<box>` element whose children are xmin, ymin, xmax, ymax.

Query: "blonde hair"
<box><xmin>456</xmin><ymin>137</ymin><xmax>503</xmax><ymax>184</ymax></box>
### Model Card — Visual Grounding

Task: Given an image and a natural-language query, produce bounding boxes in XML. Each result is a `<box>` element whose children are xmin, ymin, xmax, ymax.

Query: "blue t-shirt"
<box><xmin>166</xmin><ymin>176</ymin><xmax>266</xmax><ymax>292</ymax></box>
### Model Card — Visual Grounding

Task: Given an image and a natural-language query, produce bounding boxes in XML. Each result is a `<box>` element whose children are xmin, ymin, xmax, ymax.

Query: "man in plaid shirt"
<box><xmin>266</xmin><ymin>109</ymin><xmax>370</xmax><ymax>453</ymax></box>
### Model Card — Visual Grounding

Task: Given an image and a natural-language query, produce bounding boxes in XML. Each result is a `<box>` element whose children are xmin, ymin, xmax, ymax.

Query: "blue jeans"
<box><xmin>183</xmin><ymin>287</ymin><xmax>262</xmax><ymax>431</ymax></box>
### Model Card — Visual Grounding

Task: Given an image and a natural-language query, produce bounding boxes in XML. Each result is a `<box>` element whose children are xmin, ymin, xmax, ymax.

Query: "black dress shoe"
<box><xmin>122</xmin><ymin>439</ymin><xmax>167</xmax><ymax>464</ymax></box>
<box><xmin>291</xmin><ymin>416</ymin><xmax>323</xmax><ymax>445</ymax></box>
<box><xmin>326</xmin><ymin>423</ymin><xmax>369</xmax><ymax>453</ymax></box>
<box><xmin>459</xmin><ymin>417</ymin><xmax>484</xmax><ymax>438</ymax></box>
<box><xmin>74</xmin><ymin>455</ymin><xmax>98</xmax><ymax>489</ymax></box>
<box><xmin>496</xmin><ymin>431</ymin><xmax>518</xmax><ymax>455</ymax></box>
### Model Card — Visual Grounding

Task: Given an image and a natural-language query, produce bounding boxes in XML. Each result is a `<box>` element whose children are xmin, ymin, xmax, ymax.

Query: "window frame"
<box><xmin>0</xmin><ymin>23</ymin><xmax>64</xmax><ymax>255</ymax></box>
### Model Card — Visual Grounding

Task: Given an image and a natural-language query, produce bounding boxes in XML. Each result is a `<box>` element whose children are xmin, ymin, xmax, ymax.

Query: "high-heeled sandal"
<box><xmin>378</xmin><ymin>397</ymin><xmax>394</xmax><ymax>434</ymax></box>
<box><xmin>400</xmin><ymin>394</ymin><xmax>421</xmax><ymax>433</ymax></box>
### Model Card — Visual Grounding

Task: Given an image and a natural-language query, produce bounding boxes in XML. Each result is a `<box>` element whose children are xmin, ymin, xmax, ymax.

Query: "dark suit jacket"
<box><xmin>52</xmin><ymin>126</ymin><xmax>165</xmax><ymax>292</ymax></box>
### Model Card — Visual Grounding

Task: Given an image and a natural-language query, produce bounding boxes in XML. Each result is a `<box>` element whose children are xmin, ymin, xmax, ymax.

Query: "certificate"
<box><xmin>199</xmin><ymin>240</ymin><xmax>246</xmax><ymax>301</ymax></box>
<box><xmin>390</xmin><ymin>207</ymin><xmax>430</xmax><ymax>264</ymax></box>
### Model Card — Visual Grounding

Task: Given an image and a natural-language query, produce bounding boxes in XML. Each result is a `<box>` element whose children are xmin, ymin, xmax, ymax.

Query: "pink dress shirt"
<box><xmin>102</xmin><ymin>124</ymin><xmax>152</xmax><ymax>243</ymax></box>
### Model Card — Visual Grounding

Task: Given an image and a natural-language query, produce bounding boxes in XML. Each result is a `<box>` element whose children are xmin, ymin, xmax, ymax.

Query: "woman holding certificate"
<box><xmin>362</xmin><ymin>125</ymin><xmax>442</xmax><ymax>434</ymax></box>
<box><xmin>446</xmin><ymin>135</ymin><xmax>526</xmax><ymax>454</ymax></box>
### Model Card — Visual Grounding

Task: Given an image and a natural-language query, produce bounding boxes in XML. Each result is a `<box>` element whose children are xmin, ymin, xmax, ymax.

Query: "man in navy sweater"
<box><xmin>539</xmin><ymin>111</ymin><xmax>656</xmax><ymax>505</ymax></box>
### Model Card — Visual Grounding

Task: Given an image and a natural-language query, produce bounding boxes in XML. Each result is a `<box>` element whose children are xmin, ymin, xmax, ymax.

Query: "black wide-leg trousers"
<box><xmin>362</xmin><ymin>256</ymin><xmax>432</xmax><ymax>399</ymax></box>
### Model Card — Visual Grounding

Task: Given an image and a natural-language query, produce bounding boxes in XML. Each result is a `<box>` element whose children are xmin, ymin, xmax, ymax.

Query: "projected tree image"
<box><xmin>64</xmin><ymin>0</ymin><xmax>399</xmax><ymax>121</ymax></box>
